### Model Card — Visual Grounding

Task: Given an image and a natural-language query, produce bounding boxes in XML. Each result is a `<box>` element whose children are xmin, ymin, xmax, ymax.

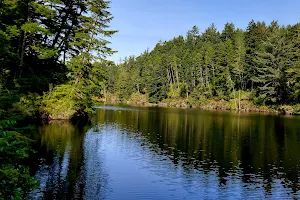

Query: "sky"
<box><xmin>108</xmin><ymin>0</ymin><xmax>300</xmax><ymax>62</ymax></box>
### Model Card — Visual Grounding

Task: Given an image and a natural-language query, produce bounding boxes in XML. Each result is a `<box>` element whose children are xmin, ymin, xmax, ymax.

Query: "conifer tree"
<box><xmin>252</xmin><ymin>21</ymin><xmax>292</xmax><ymax>104</ymax></box>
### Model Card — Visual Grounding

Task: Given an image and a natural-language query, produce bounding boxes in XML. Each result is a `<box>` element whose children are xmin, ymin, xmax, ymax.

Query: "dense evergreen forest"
<box><xmin>1</xmin><ymin>0</ymin><xmax>300</xmax><ymax>198</ymax></box>
<box><xmin>0</xmin><ymin>1</ymin><xmax>115</xmax><ymax>199</ymax></box>
<box><xmin>106</xmin><ymin>21</ymin><xmax>300</xmax><ymax>113</ymax></box>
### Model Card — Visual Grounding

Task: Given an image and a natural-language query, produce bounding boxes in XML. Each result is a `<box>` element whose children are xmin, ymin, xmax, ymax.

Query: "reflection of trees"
<box><xmin>96</xmin><ymin>108</ymin><xmax>300</xmax><ymax>194</ymax></box>
<box><xmin>32</xmin><ymin>121</ymin><xmax>95</xmax><ymax>199</ymax></box>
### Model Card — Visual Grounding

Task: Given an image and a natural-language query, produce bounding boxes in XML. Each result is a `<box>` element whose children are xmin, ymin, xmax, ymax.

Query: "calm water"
<box><xmin>30</xmin><ymin>106</ymin><xmax>300</xmax><ymax>199</ymax></box>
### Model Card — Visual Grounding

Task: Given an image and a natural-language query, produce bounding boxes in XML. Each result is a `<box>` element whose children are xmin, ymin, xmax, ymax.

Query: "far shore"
<box><xmin>100</xmin><ymin>99</ymin><xmax>299</xmax><ymax>116</ymax></box>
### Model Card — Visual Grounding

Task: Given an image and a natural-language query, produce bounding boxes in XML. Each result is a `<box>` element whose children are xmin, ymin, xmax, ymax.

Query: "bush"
<box><xmin>188</xmin><ymin>94</ymin><xmax>208</xmax><ymax>107</ymax></box>
<box><xmin>11</xmin><ymin>93</ymin><xmax>42</xmax><ymax>118</ymax></box>
<box><xmin>167</xmin><ymin>83</ymin><xmax>186</xmax><ymax>99</ymax></box>
<box><xmin>41</xmin><ymin>84</ymin><xmax>78</xmax><ymax>119</ymax></box>
<box><xmin>229</xmin><ymin>90</ymin><xmax>253</xmax><ymax>101</ymax></box>
<box><xmin>129</xmin><ymin>92</ymin><xmax>148</xmax><ymax>105</ymax></box>
<box><xmin>0</xmin><ymin>130</ymin><xmax>39</xmax><ymax>200</ymax></box>
<box><xmin>103</xmin><ymin>92</ymin><xmax>119</xmax><ymax>104</ymax></box>
<box><xmin>253</xmin><ymin>96</ymin><xmax>264</xmax><ymax>106</ymax></box>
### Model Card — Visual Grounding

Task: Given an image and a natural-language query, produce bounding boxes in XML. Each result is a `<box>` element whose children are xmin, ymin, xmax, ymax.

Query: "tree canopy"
<box><xmin>0</xmin><ymin>1</ymin><xmax>116</xmax><ymax>199</ymax></box>
<box><xmin>105</xmin><ymin>21</ymin><xmax>300</xmax><ymax>108</ymax></box>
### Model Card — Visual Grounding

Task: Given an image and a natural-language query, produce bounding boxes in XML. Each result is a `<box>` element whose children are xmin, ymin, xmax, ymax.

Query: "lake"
<box><xmin>30</xmin><ymin>105</ymin><xmax>300</xmax><ymax>199</ymax></box>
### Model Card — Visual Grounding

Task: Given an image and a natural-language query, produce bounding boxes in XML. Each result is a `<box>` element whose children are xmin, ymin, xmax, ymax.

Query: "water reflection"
<box><xmin>31</xmin><ymin>106</ymin><xmax>300</xmax><ymax>199</ymax></box>
<box><xmin>96</xmin><ymin>107</ymin><xmax>300</xmax><ymax>198</ymax></box>
<box><xmin>31</xmin><ymin>121</ymin><xmax>93</xmax><ymax>199</ymax></box>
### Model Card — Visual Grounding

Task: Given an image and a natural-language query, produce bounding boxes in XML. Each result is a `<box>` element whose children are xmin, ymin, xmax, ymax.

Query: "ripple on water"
<box><xmin>31</xmin><ymin>107</ymin><xmax>300</xmax><ymax>200</ymax></box>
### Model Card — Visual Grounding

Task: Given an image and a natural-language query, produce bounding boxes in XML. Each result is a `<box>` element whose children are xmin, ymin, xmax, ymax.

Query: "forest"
<box><xmin>1</xmin><ymin>0</ymin><xmax>300</xmax><ymax>199</ymax></box>
<box><xmin>107</xmin><ymin>21</ymin><xmax>300</xmax><ymax>113</ymax></box>
<box><xmin>0</xmin><ymin>0</ymin><xmax>115</xmax><ymax>199</ymax></box>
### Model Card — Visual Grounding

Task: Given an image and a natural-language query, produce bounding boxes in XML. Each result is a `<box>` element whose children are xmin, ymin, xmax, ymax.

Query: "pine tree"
<box><xmin>233</xmin><ymin>29</ymin><xmax>246</xmax><ymax>90</ymax></box>
<box><xmin>286</xmin><ymin>23</ymin><xmax>300</xmax><ymax>102</ymax></box>
<box><xmin>245</xmin><ymin>20</ymin><xmax>269</xmax><ymax>90</ymax></box>
<box><xmin>252</xmin><ymin>22</ymin><xmax>292</xmax><ymax>104</ymax></box>
<box><xmin>109</xmin><ymin>20</ymin><xmax>300</xmax><ymax>107</ymax></box>
<box><xmin>41</xmin><ymin>0</ymin><xmax>117</xmax><ymax>116</ymax></box>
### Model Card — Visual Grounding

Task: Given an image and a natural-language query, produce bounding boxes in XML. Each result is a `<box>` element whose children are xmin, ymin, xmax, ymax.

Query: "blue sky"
<box><xmin>108</xmin><ymin>0</ymin><xmax>300</xmax><ymax>62</ymax></box>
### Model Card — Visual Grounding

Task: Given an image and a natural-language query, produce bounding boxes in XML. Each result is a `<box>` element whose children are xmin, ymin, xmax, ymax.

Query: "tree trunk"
<box><xmin>186</xmin><ymin>85</ymin><xmax>189</xmax><ymax>99</ymax></box>
<box><xmin>63</xmin><ymin>48</ymin><xmax>66</xmax><ymax>64</ymax></box>
<box><xmin>52</xmin><ymin>5</ymin><xmax>71</xmax><ymax>48</ymax></box>
<box><xmin>233</xmin><ymin>89</ymin><xmax>237</xmax><ymax>110</ymax></box>
<box><xmin>19</xmin><ymin>31</ymin><xmax>26</xmax><ymax>77</ymax></box>
<box><xmin>239</xmin><ymin>90</ymin><xmax>241</xmax><ymax>110</ymax></box>
<box><xmin>175</xmin><ymin>67</ymin><xmax>180</xmax><ymax>90</ymax></box>
<box><xmin>169</xmin><ymin>66</ymin><xmax>175</xmax><ymax>96</ymax></box>
<box><xmin>170</xmin><ymin>66</ymin><xmax>175</xmax><ymax>84</ymax></box>
<box><xmin>19</xmin><ymin>1</ymin><xmax>30</xmax><ymax>77</ymax></box>
<box><xmin>104</xmin><ymin>85</ymin><xmax>107</xmax><ymax>103</ymax></box>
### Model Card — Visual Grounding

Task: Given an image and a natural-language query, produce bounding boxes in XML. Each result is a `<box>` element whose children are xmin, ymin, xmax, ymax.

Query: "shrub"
<box><xmin>11</xmin><ymin>93</ymin><xmax>42</xmax><ymax>118</ymax></box>
<box><xmin>41</xmin><ymin>84</ymin><xmax>78</xmax><ymax>119</ymax></box>
<box><xmin>129</xmin><ymin>92</ymin><xmax>148</xmax><ymax>105</ymax></box>
<box><xmin>0</xmin><ymin>130</ymin><xmax>38</xmax><ymax>199</ymax></box>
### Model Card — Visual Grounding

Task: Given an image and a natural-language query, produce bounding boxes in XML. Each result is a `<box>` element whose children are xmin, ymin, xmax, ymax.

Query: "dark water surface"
<box><xmin>30</xmin><ymin>106</ymin><xmax>300</xmax><ymax>199</ymax></box>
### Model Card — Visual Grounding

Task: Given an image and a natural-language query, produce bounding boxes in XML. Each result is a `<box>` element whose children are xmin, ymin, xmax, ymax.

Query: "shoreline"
<box><xmin>102</xmin><ymin>99</ymin><xmax>300</xmax><ymax>116</ymax></box>
<box><xmin>44</xmin><ymin>98</ymin><xmax>300</xmax><ymax>120</ymax></box>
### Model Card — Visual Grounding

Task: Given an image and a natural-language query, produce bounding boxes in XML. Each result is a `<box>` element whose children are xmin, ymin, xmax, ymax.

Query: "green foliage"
<box><xmin>0</xmin><ymin>80</ymin><xmax>40</xmax><ymax>199</ymax></box>
<box><xmin>30</xmin><ymin>45</ymin><xmax>58</xmax><ymax>59</ymax></box>
<box><xmin>129</xmin><ymin>92</ymin><xmax>148</xmax><ymax>105</ymax></box>
<box><xmin>188</xmin><ymin>93</ymin><xmax>208</xmax><ymax>107</ymax></box>
<box><xmin>21</xmin><ymin>22</ymin><xmax>50</xmax><ymax>35</ymax></box>
<box><xmin>11</xmin><ymin>93</ymin><xmax>41</xmax><ymax>118</ymax></box>
<box><xmin>0</xmin><ymin>124</ymin><xmax>38</xmax><ymax>200</ymax></box>
<box><xmin>0</xmin><ymin>164</ymin><xmax>38</xmax><ymax>200</ymax></box>
<box><xmin>167</xmin><ymin>83</ymin><xmax>186</xmax><ymax>99</ymax></box>
<box><xmin>105</xmin><ymin>21</ymin><xmax>300</xmax><ymax>108</ymax></box>
<box><xmin>292</xmin><ymin>105</ymin><xmax>300</xmax><ymax>115</ymax></box>
<box><xmin>0</xmin><ymin>1</ymin><xmax>117</xmax><ymax>199</ymax></box>
<box><xmin>252</xmin><ymin>21</ymin><xmax>292</xmax><ymax>104</ymax></box>
<box><xmin>0</xmin><ymin>131</ymin><xmax>33</xmax><ymax>161</ymax></box>
<box><xmin>0</xmin><ymin>0</ymin><xmax>116</xmax><ymax>117</ymax></box>
<box><xmin>42</xmin><ymin>84</ymin><xmax>82</xmax><ymax>119</ymax></box>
